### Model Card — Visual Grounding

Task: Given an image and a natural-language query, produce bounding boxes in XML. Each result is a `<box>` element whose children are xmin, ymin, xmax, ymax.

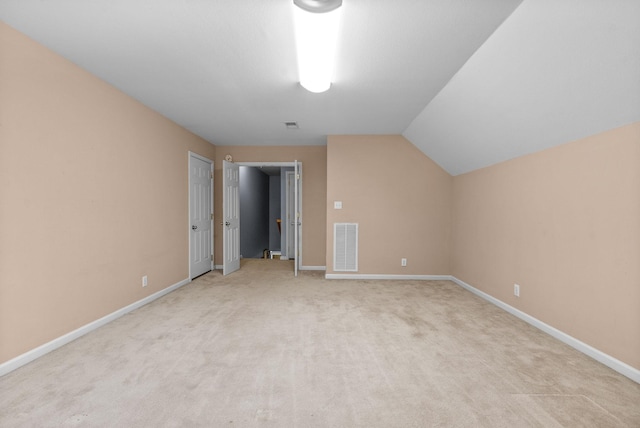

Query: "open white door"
<box><xmin>285</xmin><ymin>164</ymin><xmax>302</xmax><ymax>276</ymax></box>
<box><xmin>285</xmin><ymin>171</ymin><xmax>295</xmax><ymax>261</ymax></box>
<box><xmin>189</xmin><ymin>153</ymin><xmax>213</xmax><ymax>279</ymax></box>
<box><xmin>294</xmin><ymin>160</ymin><xmax>301</xmax><ymax>277</ymax></box>
<box><xmin>223</xmin><ymin>160</ymin><xmax>240</xmax><ymax>275</ymax></box>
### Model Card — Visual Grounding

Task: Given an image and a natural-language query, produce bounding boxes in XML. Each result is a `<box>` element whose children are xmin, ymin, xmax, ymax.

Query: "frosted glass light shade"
<box><xmin>293</xmin><ymin>3</ymin><xmax>342</xmax><ymax>93</ymax></box>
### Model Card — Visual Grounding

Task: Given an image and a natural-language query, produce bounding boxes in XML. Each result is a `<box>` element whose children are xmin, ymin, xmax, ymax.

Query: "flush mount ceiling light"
<box><xmin>293</xmin><ymin>0</ymin><xmax>343</xmax><ymax>93</ymax></box>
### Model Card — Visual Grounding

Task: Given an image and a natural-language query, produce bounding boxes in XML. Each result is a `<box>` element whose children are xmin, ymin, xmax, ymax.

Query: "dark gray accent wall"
<box><xmin>239</xmin><ymin>167</ymin><xmax>269</xmax><ymax>258</ymax></box>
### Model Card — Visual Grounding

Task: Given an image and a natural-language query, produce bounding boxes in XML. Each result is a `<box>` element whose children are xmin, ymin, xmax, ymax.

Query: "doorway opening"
<box><xmin>237</xmin><ymin>165</ymin><xmax>286</xmax><ymax>260</ymax></box>
<box><xmin>222</xmin><ymin>161</ymin><xmax>302</xmax><ymax>276</ymax></box>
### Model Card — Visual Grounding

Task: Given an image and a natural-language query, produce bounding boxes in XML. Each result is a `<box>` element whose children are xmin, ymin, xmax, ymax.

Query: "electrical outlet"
<box><xmin>514</xmin><ymin>283</ymin><xmax>520</xmax><ymax>297</ymax></box>
<box><xmin>401</xmin><ymin>258</ymin><xmax>407</xmax><ymax>267</ymax></box>
<box><xmin>142</xmin><ymin>275</ymin><xmax>148</xmax><ymax>287</ymax></box>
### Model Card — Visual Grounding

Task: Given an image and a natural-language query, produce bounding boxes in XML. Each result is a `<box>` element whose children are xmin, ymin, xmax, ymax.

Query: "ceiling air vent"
<box><xmin>284</xmin><ymin>121</ymin><xmax>299</xmax><ymax>130</ymax></box>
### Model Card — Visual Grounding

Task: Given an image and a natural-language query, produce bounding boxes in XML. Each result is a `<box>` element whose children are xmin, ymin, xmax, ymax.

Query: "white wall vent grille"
<box><xmin>334</xmin><ymin>223</ymin><xmax>358</xmax><ymax>272</ymax></box>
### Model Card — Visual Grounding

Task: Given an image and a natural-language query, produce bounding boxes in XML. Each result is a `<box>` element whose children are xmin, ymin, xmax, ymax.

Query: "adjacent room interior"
<box><xmin>238</xmin><ymin>165</ymin><xmax>295</xmax><ymax>262</ymax></box>
<box><xmin>1</xmin><ymin>0</ymin><xmax>639</xmax><ymax>425</ymax></box>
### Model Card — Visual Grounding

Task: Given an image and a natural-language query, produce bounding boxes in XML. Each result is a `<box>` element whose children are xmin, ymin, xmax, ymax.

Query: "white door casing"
<box><xmin>223</xmin><ymin>161</ymin><xmax>301</xmax><ymax>276</ymax></box>
<box><xmin>223</xmin><ymin>160</ymin><xmax>240</xmax><ymax>275</ymax></box>
<box><xmin>189</xmin><ymin>153</ymin><xmax>213</xmax><ymax>279</ymax></box>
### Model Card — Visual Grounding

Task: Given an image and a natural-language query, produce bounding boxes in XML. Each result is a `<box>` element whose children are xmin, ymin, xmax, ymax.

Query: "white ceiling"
<box><xmin>1</xmin><ymin>0</ymin><xmax>638</xmax><ymax>175</ymax></box>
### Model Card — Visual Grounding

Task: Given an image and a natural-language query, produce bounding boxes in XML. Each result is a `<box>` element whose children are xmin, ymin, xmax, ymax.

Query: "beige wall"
<box><xmin>213</xmin><ymin>146</ymin><xmax>327</xmax><ymax>267</ymax></box>
<box><xmin>326</xmin><ymin>135</ymin><xmax>452</xmax><ymax>275</ymax></box>
<box><xmin>2</xmin><ymin>20</ymin><xmax>637</xmax><ymax>377</ymax></box>
<box><xmin>452</xmin><ymin>122</ymin><xmax>640</xmax><ymax>369</ymax></box>
<box><xmin>0</xmin><ymin>22</ymin><xmax>216</xmax><ymax>364</ymax></box>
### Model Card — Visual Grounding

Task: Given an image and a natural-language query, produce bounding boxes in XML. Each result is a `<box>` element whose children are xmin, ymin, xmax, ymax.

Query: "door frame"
<box><xmin>188</xmin><ymin>152</ymin><xmax>214</xmax><ymax>280</ymax></box>
<box><xmin>229</xmin><ymin>161</ymin><xmax>303</xmax><ymax>272</ymax></box>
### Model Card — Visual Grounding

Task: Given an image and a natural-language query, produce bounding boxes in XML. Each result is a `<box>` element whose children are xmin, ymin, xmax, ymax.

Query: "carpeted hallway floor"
<box><xmin>1</xmin><ymin>259</ymin><xmax>639</xmax><ymax>427</ymax></box>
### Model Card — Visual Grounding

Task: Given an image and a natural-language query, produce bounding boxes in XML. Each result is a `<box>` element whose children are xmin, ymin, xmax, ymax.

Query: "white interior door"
<box><xmin>294</xmin><ymin>161</ymin><xmax>300</xmax><ymax>276</ymax></box>
<box><xmin>285</xmin><ymin>166</ymin><xmax>302</xmax><ymax>276</ymax></box>
<box><xmin>189</xmin><ymin>154</ymin><xmax>213</xmax><ymax>279</ymax></box>
<box><xmin>286</xmin><ymin>171</ymin><xmax>295</xmax><ymax>261</ymax></box>
<box><xmin>223</xmin><ymin>160</ymin><xmax>240</xmax><ymax>275</ymax></box>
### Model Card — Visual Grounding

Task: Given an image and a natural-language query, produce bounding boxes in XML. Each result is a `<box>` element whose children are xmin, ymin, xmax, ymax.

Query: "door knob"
<box><xmin>192</xmin><ymin>225</ymin><xmax>197</xmax><ymax>230</ymax></box>
<box><xmin>225</xmin><ymin>221</ymin><xmax>231</xmax><ymax>226</ymax></box>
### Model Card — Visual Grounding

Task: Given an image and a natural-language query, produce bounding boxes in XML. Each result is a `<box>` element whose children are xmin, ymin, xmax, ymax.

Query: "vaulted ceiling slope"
<box><xmin>1</xmin><ymin>1</ymin><xmax>638</xmax><ymax>175</ymax></box>
<box><xmin>404</xmin><ymin>0</ymin><xmax>640</xmax><ymax>175</ymax></box>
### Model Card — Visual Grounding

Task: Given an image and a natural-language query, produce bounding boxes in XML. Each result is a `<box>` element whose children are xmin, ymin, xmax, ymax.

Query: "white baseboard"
<box><xmin>0</xmin><ymin>277</ymin><xmax>191</xmax><ymax>377</ymax></box>
<box><xmin>4</xmin><ymin>273</ymin><xmax>637</xmax><ymax>385</ymax></box>
<box><xmin>450</xmin><ymin>276</ymin><xmax>640</xmax><ymax>384</ymax></box>
<box><xmin>325</xmin><ymin>273</ymin><xmax>451</xmax><ymax>280</ymax></box>
<box><xmin>300</xmin><ymin>266</ymin><xmax>326</xmax><ymax>271</ymax></box>
<box><xmin>214</xmin><ymin>265</ymin><xmax>223</xmax><ymax>270</ymax></box>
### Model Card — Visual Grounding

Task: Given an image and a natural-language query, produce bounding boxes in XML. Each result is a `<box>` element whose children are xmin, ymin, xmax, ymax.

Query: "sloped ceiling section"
<box><xmin>404</xmin><ymin>0</ymin><xmax>640</xmax><ymax>175</ymax></box>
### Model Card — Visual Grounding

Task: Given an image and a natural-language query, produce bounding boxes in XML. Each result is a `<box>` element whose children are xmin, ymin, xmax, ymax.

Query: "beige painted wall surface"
<box><xmin>326</xmin><ymin>135</ymin><xmax>452</xmax><ymax>275</ymax></box>
<box><xmin>213</xmin><ymin>146</ymin><xmax>327</xmax><ymax>267</ymax></box>
<box><xmin>0</xmin><ymin>23</ymin><xmax>216</xmax><ymax>364</ymax></box>
<box><xmin>452</xmin><ymin>122</ymin><xmax>640</xmax><ymax>370</ymax></box>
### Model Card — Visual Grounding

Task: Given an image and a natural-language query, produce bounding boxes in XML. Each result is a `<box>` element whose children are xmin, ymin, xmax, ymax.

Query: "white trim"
<box><xmin>450</xmin><ymin>276</ymin><xmax>640</xmax><ymax>384</ymax></box>
<box><xmin>322</xmin><ymin>272</ymin><xmax>639</xmax><ymax>383</ymax></box>
<box><xmin>236</xmin><ymin>162</ymin><xmax>294</xmax><ymax>168</ymax></box>
<box><xmin>5</xmin><ymin>271</ymin><xmax>636</xmax><ymax>385</ymax></box>
<box><xmin>233</xmin><ymin>161</ymin><xmax>303</xmax><ymax>272</ymax></box>
<box><xmin>214</xmin><ymin>264</ymin><xmax>224</xmax><ymax>270</ymax></box>
<box><xmin>0</xmin><ymin>277</ymin><xmax>190</xmax><ymax>377</ymax></box>
<box><xmin>300</xmin><ymin>265</ymin><xmax>326</xmax><ymax>271</ymax></box>
<box><xmin>325</xmin><ymin>273</ymin><xmax>450</xmax><ymax>280</ymax></box>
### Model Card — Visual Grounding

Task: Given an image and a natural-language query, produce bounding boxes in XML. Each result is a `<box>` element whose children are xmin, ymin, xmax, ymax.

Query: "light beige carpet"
<box><xmin>1</xmin><ymin>259</ymin><xmax>639</xmax><ymax>427</ymax></box>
